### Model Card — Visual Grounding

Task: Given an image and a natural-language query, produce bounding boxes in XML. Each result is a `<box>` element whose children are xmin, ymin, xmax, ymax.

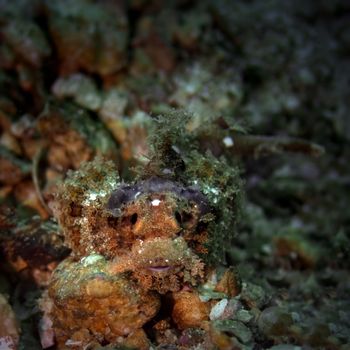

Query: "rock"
<box><xmin>258</xmin><ymin>306</ymin><xmax>294</xmax><ymax>337</ymax></box>
<box><xmin>240</xmin><ymin>282</ymin><xmax>268</xmax><ymax>309</ymax></box>
<box><xmin>0</xmin><ymin>293</ymin><xmax>20</xmax><ymax>350</ymax></box>
<box><xmin>213</xmin><ymin>319</ymin><xmax>253</xmax><ymax>344</ymax></box>
<box><xmin>47</xmin><ymin>256</ymin><xmax>160</xmax><ymax>348</ymax></box>
<box><xmin>172</xmin><ymin>290</ymin><xmax>209</xmax><ymax>329</ymax></box>
<box><xmin>209</xmin><ymin>299</ymin><xmax>228</xmax><ymax>321</ymax></box>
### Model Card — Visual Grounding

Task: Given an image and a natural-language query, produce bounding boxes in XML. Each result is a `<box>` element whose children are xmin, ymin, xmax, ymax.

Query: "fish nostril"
<box><xmin>130</xmin><ymin>213</ymin><xmax>138</xmax><ymax>225</ymax></box>
<box><xmin>107</xmin><ymin>217</ymin><xmax>119</xmax><ymax>227</ymax></box>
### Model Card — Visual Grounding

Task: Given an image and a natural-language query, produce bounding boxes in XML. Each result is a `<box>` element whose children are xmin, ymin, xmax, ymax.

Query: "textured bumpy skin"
<box><xmin>48</xmin><ymin>167</ymin><xmax>214</xmax><ymax>348</ymax></box>
<box><xmin>103</xmin><ymin>177</ymin><xmax>210</xmax><ymax>293</ymax></box>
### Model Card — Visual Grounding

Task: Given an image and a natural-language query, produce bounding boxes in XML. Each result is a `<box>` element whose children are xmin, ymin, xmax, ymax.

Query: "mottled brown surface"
<box><xmin>48</xmin><ymin>256</ymin><xmax>160</xmax><ymax>348</ymax></box>
<box><xmin>172</xmin><ymin>290</ymin><xmax>209</xmax><ymax>329</ymax></box>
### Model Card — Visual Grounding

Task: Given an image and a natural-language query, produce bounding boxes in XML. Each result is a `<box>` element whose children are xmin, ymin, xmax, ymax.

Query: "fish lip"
<box><xmin>146</xmin><ymin>265</ymin><xmax>172</xmax><ymax>273</ymax></box>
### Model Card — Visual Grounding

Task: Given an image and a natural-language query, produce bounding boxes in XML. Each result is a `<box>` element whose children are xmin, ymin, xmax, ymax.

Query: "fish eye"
<box><xmin>175</xmin><ymin>211</ymin><xmax>182</xmax><ymax>225</ymax></box>
<box><xmin>130</xmin><ymin>213</ymin><xmax>138</xmax><ymax>225</ymax></box>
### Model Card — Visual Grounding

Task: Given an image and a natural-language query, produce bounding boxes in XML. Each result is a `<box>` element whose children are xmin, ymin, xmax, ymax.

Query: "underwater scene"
<box><xmin>0</xmin><ymin>0</ymin><xmax>349</xmax><ymax>349</ymax></box>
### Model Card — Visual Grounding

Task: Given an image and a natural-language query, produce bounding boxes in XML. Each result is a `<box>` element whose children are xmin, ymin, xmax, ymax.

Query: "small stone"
<box><xmin>172</xmin><ymin>291</ymin><xmax>209</xmax><ymax>329</ymax></box>
<box><xmin>52</xmin><ymin>74</ymin><xmax>102</xmax><ymax>111</ymax></box>
<box><xmin>258</xmin><ymin>307</ymin><xmax>294</xmax><ymax>337</ymax></box>
<box><xmin>214</xmin><ymin>319</ymin><xmax>252</xmax><ymax>344</ymax></box>
<box><xmin>99</xmin><ymin>89</ymin><xmax>128</xmax><ymax>121</ymax></box>
<box><xmin>209</xmin><ymin>299</ymin><xmax>228</xmax><ymax>320</ymax></box>
<box><xmin>240</xmin><ymin>282</ymin><xmax>268</xmax><ymax>309</ymax></box>
<box><xmin>235</xmin><ymin>309</ymin><xmax>253</xmax><ymax>323</ymax></box>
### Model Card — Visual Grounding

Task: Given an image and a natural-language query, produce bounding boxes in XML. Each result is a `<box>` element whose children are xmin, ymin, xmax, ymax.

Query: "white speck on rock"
<box><xmin>223</xmin><ymin>136</ymin><xmax>234</xmax><ymax>148</ymax></box>
<box><xmin>209</xmin><ymin>298</ymin><xmax>228</xmax><ymax>320</ymax></box>
<box><xmin>65</xmin><ymin>339</ymin><xmax>83</xmax><ymax>347</ymax></box>
<box><xmin>81</xmin><ymin>254</ymin><xmax>104</xmax><ymax>266</ymax></box>
<box><xmin>151</xmin><ymin>199</ymin><xmax>161</xmax><ymax>206</ymax></box>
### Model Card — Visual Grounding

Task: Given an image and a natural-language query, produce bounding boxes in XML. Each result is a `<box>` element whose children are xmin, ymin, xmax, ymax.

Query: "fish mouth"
<box><xmin>146</xmin><ymin>265</ymin><xmax>172</xmax><ymax>273</ymax></box>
